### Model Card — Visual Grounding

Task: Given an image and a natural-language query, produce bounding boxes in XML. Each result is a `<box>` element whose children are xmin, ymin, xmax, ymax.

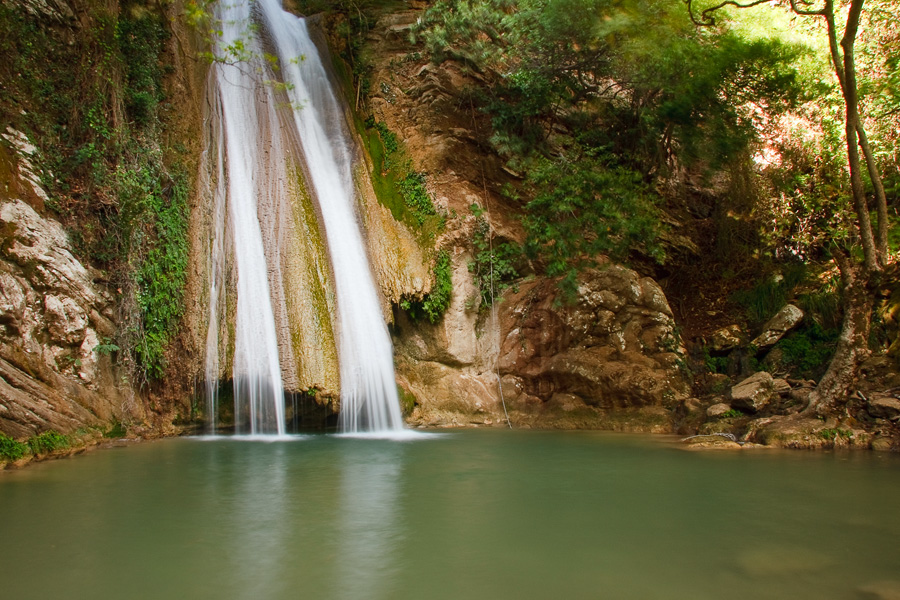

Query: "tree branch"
<box><xmin>685</xmin><ymin>0</ymin><xmax>776</xmax><ymax>26</ymax></box>
<box><xmin>787</xmin><ymin>0</ymin><xmax>827</xmax><ymax>16</ymax></box>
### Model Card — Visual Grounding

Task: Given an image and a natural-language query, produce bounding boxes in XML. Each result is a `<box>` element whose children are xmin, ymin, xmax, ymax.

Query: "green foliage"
<box><xmin>374</xmin><ymin>120</ymin><xmax>400</xmax><ymax>156</ymax></box>
<box><xmin>118</xmin><ymin>11</ymin><xmax>169</xmax><ymax>126</ymax></box>
<box><xmin>363</xmin><ymin>117</ymin><xmax>444</xmax><ymax>238</ymax></box>
<box><xmin>397</xmin><ymin>385</ymin><xmax>418</xmax><ymax>416</ymax></box>
<box><xmin>468</xmin><ymin>212</ymin><xmax>521</xmax><ymax>308</ymax></box>
<box><xmin>397</xmin><ymin>172</ymin><xmax>437</xmax><ymax>225</ymax></box>
<box><xmin>402</xmin><ymin>250</ymin><xmax>453</xmax><ymax>323</ymax></box>
<box><xmin>0</xmin><ymin>433</ymin><xmax>28</xmax><ymax>461</ymax></box>
<box><xmin>123</xmin><ymin>165</ymin><xmax>190</xmax><ymax>379</ymax></box>
<box><xmin>720</xmin><ymin>409</ymin><xmax>743</xmax><ymax>419</ymax></box>
<box><xmin>104</xmin><ymin>421</ymin><xmax>127</xmax><ymax>439</ymax></box>
<box><xmin>775</xmin><ymin>322</ymin><xmax>839</xmax><ymax>381</ymax></box>
<box><xmin>93</xmin><ymin>339</ymin><xmax>121</xmax><ymax>356</ymax></box>
<box><xmin>819</xmin><ymin>427</ymin><xmax>853</xmax><ymax>442</ymax></box>
<box><xmin>521</xmin><ymin>151</ymin><xmax>664</xmax><ymax>296</ymax></box>
<box><xmin>703</xmin><ymin>348</ymin><xmax>730</xmax><ymax>374</ymax></box>
<box><xmin>28</xmin><ymin>431</ymin><xmax>70</xmax><ymax>455</ymax></box>
<box><xmin>732</xmin><ymin>264</ymin><xmax>808</xmax><ymax>326</ymax></box>
<box><xmin>414</xmin><ymin>0</ymin><xmax>813</xmax><ymax>298</ymax></box>
<box><xmin>415</xmin><ymin>0</ymin><xmax>806</xmax><ymax>172</ymax></box>
<box><xmin>0</xmin><ymin>3</ymin><xmax>190</xmax><ymax>382</ymax></box>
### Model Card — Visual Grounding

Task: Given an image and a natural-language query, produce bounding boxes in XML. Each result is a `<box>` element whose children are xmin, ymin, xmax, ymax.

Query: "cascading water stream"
<box><xmin>206</xmin><ymin>0</ymin><xmax>288</xmax><ymax>435</ymax></box>
<box><xmin>205</xmin><ymin>0</ymin><xmax>404</xmax><ymax>434</ymax></box>
<box><xmin>258</xmin><ymin>0</ymin><xmax>404</xmax><ymax>433</ymax></box>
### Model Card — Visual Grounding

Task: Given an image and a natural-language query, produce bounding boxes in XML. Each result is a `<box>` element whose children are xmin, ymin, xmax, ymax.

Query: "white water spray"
<box><xmin>205</xmin><ymin>0</ymin><xmax>403</xmax><ymax>434</ymax></box>
<box><xmin>206</xmin><ymin>0</ymin><xmax>287</xmax><ymax>435</ymax></box>
<box><xmin>258</xmin><ymin>0</ymin><xmax>404</xmax><ymax>433</ymax></box>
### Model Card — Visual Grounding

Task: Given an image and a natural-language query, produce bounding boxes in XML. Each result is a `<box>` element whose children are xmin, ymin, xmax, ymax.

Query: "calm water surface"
<box><xmin>1</xmin><ymin>430</ymin><xmax>898</xmax><ymax>599</ymax></box>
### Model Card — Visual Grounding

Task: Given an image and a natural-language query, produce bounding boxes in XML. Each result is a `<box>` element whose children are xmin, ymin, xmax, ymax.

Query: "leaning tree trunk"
<box><xmin>804</xmin><ymin>252</ymin><xmax>873</xmax><ymax>416</ymax></box>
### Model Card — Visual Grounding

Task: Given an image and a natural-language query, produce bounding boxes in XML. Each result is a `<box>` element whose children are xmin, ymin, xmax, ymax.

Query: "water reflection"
<box><xmin>335</xmin><ymin>440</ymin><xmax>406</xmax><ymax>600</ymax></box>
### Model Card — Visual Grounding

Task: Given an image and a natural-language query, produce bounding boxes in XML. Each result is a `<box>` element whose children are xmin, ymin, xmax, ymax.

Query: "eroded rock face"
<box><xmin>497</xmin><ymin>265</ymin><xmax>689</xmax><ymax>413</ymax></box>
<box><xmin>0</xmin><ymin>198</ymin><xmax>135</xmax><ymax>438</ymax></box>
<box><xmin>396</xmin><ymin>262</ymin><xmax>690</xmax><ymax>430</ymax></box>
<box><xmin>362</xmin><ymin>11</ymin><xmax>688</xmax><ymax>430</ymax></box>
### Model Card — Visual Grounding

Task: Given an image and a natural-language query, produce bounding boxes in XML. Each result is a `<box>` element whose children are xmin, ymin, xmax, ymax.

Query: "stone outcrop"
<box><xmin>358</xmin><ymin>12</ymin><xmax>690</xmax><ymax>430</ymax></box>
<box><xmin>395</xmin><ymin>261</ymin><xmax>691</xmax><ymax>430</ymax></box>
<box><xmin>497</xmin><ymin>264</ymin><xmax>689</xmax><ymax>411</ymax></box>
<box><xmin>709</xmin><ymin>324</ymin><xmax>743</xmax><ymax>352</ymax></box>
<box><xmin>728</xmin><ymin>371</ymin><xmax>775</xmax><ymax>413</ymax></box>
<box><xmin>0</xmin><ymin>195</ymin><xmax>137</xmax><ymax>438</ymax></box>
<box><xmin>866</xmin><ymin>394</ymin><xmax>900</xmax><ymax>421</ymax></box>
<box><xmin>750</xmin><ymin>304</ymin><xmax>804</xmax><ymax>349</ymax></box>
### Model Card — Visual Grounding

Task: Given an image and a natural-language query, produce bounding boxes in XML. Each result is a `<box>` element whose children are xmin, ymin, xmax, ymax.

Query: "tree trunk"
<box><xmin>856</xmin><ymin>123</ymin><xmax>890</xmax><ymax>257</ymax></box>
<box><xmin>838</xmin><ymin>0</ymin><xmax>882</xmax><ymax>272</ymax></box>
<box><xmin>804</xmin><ymin>251</ymin><xmax>873</xmax><ymax>416</ymax></box>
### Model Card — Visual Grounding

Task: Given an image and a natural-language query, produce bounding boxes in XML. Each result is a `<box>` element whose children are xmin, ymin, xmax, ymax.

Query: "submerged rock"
<box><xmin>858</xmin><ymin>580</ymin><xmax>900</xmax><ymax>600</ymax></box>
<box><xmin>735</xmin><ymin>545</ymin><xmax>835</xmax><ymax>577</ymax></box>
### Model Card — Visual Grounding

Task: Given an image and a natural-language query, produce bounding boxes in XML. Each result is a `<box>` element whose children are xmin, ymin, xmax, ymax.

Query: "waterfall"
<box><xmin>205</xmin><ymin>0</ymin><xmax>404</xmax><ymax>434</ymax></box>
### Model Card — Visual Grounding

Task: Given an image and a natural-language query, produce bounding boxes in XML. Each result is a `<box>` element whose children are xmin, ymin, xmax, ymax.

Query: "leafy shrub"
<box><xmin>402</xmin><ymin>250</ymin><xmax>453</xmax><ymax>323</ymax></box>
<box><xmin>703</xmin><ymin>348</ymin><xmax>730</xmax><ymax>374</ymax></box>
<box><xmin>28</xmin><ymin>431</ymin><xmax>70</xmax><ymax>455</ymax></box>
<box><xmin>775</xmin><ymin>322</ymin><xmax>838</xmax><ymax>381</ymax></box>
<box><xmin>521</xmin><ymin>151</ymin><xmax>664</xmax><ymax>299</ymax></box>
<box><xmin>468</xmin><ymin>213</ymin><xmax>521</xmax><ymax>308</ymax></box>
<box><xmin>397</xmin><ymin>172</ymin><xmax>437</xmax><ymax>225</ymax></box>
<box><xmin>0</xmin><ymin>433</ymin><xmax>29</xmax><ymax>461</ymax></box>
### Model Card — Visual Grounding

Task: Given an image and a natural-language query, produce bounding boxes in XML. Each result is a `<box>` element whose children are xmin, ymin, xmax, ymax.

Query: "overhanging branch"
<box><xmin>684</xmin><ymin>0</ymin><xmax>775</xmax><ymax>26</ymax></box>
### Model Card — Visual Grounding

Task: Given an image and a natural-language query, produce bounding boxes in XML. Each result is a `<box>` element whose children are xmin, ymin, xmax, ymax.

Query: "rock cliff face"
<box><xmin>0</xmin><ymin>176</ymin><xmax>138</xmax><ymax>438</ymax></box>
<box><xmin>357</xmin><ymin>9</ymin><xmax>690</xmax><ymax>430</ymax></box>
<box><xmin>394</xmin><ymin>261</ymin><xmax>690</xmax><ymax>430</ymax></box>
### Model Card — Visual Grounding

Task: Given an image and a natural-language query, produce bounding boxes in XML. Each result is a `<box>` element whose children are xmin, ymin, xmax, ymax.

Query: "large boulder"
<box><xmin>728</xmin><ymin>371</ymin><xmax>775</xmax><ymax>413</ymax></box>
<box><xmin>867</xmin><ymin>394</ymin><xmax>900</xmax><ymax>421</ymax></box>
<box><xmin>496</xmin><ymin>264</ymin><xmax>690</xmax><ymax>417</ymax></box>
<box><xmin>751</xmin><ymin>304</ymin><xmax>804</xmax><ymax>349</ymax></box>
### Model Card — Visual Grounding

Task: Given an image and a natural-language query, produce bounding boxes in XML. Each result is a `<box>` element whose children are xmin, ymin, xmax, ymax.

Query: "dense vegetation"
<box><xmin>0</xmin><ymin>1</ymin><xmax>189</xmax><ymax>382</ymax></box>
<box><xmin>408</xmin><ymin>0</ymin><xmax>898</xmax><ymax>405</ymax></box>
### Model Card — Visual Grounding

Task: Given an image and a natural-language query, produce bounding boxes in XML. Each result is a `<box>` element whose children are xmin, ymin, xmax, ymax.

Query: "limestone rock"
<box><xmin>0</xmin><ymin>270</ymin><xmax>26</xmax><ymax>331</ymax></box>
<box><xmin>0</xmin><ymin>197</ymin><xmax>135</xmax><ymax>437</ymax></box>
<box><xmin>728</xmin><ymin>371</ymin><xmax>775</xmax><ymax>413</ymax></box>
<box><xmin>866</xmin><ymin>394</ymin><xmax>900</xmax><ymax>421</ymax></box>
<box><xmin>0</xmin><ymin>199</ymin><xmax>98</xmax><ymax>307</ymax></box>
<box><xmin>772</xmin><ymin>377</ymin><xmax>792</xmax><ymax>396</ymax></box>
<box><xmin>497</xmin><ymin>265</ymin><xmax>688</xmax><ymax>409</ymax></box>
<box><xmin>710</xmin><ymin>325</ymin><xmax>743</xmax><ymax>352</ymax></box>
<box><xmin>547</xmin><ymin>393</ymin><xmax>586</xmax><ymax>412</ymax></box>
<box><xmin>682</xmin><ymin>397</ymin><xmax>704</xmax><ymax>416</ymax></box>
<box><xmin>44</xmin><ymin>294</ymin><xmax>88</xmax><ymax>345</ymax></box>
<box><xmin>8</xmin><ymin>0</ymin><xmax>75</xmax><ymax>21</ymax></box>
<box><xmin>707</xmin><ymin>402</ymin><xmax>733</xmax><ymax>418</ymax></box>
<box><xmin>751</xmin><ymin>304</ymin><xmax>804</xmax><ymax>349</ymax></box>
<box><xmin>871</xmin><ymin>436</ymin><xmax>895</xmax><ymax>451</ymax></box>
